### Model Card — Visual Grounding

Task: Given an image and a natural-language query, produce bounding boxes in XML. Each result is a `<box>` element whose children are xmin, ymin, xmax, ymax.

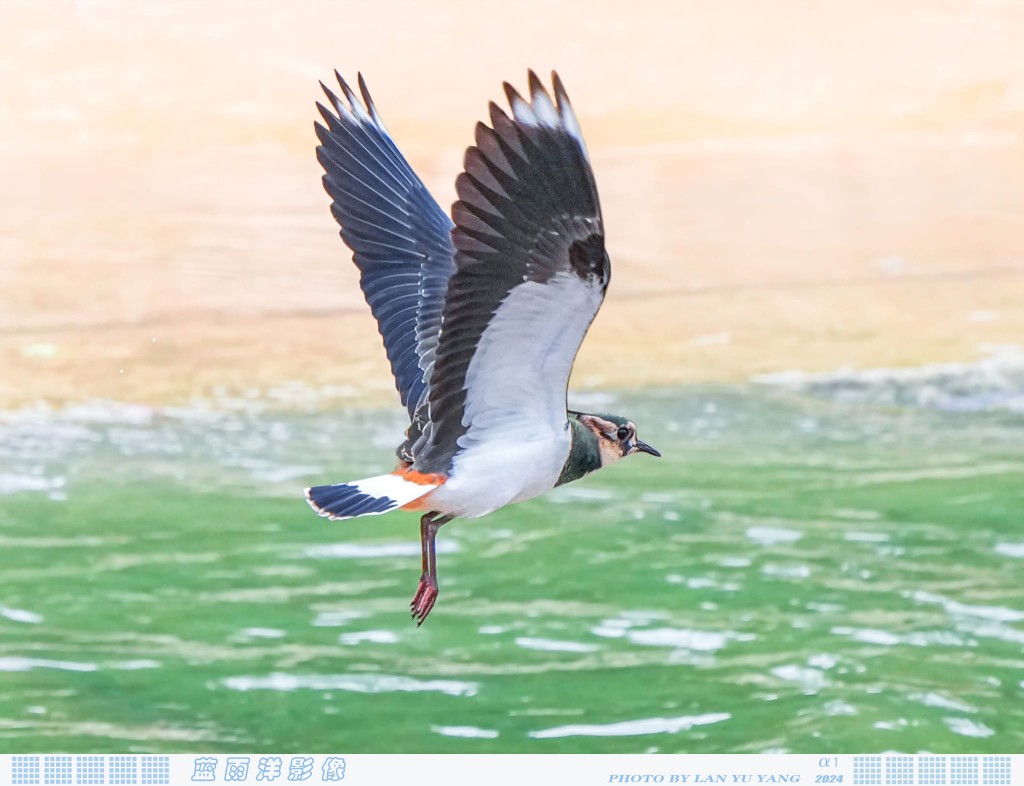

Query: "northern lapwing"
<box><xmin>306</xmin><ymin>70</ymin><xmax>661</xmax><ymax>624</ymax></box>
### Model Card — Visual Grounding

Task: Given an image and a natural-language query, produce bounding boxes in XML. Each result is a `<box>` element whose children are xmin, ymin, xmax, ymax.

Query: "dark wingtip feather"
<box><xmin>487</xmin><ymin>100</ymin><xmax>509</xmax><ymax>127</ymax></box>
<box><xmin>502</xmin><ymin>81</ymin><xmax>525</xmax><ymax>109</ymax></box>
<box><xmin>320</xmin><ymin>81</ymin><xmax>349</xmax><ymax>120</ymax></box>
<box><xmin>357</xmin><ymin>72</ymin><xmax>381</xmax><ymax>122</ymax></box>
<box><xmin>315</xmin><ymin>100</ymin><xmax>336</xmax><ymax>126</ymax></box>
<box><xmin>551</xmin><ymin>71</ymin><xmax>569</xmax><ymax>109</ymax></box>
<box><xmin>334</xmin><ymin>70</ymin><xmax>353</xmax><ymax>100</ymax></box>
<box><xmin>337</xmin><ymin>72</ymin><xmax>360</xmax><ymax>109</ymax></box>
<box><xmin>527</xmin><ymin>69</ymin><xmax>544</xmax><ymax>98</ymax></box>
<box><xmin>313</xmin><ymin>119</ymin><xmax>332</xmax><ymax>146</ymax></box>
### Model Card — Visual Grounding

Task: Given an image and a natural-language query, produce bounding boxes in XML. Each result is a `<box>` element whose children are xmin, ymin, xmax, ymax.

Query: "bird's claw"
<box><xmin>410</xmin><ymin>574</ymin><xmax>439</xmax><ymax>626</ymax></box>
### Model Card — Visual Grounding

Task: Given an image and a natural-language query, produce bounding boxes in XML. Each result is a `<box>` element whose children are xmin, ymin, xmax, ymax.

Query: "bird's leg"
<box><xmin>411</xmin><ymin>511</ymin><xmax>451</xmax><ymax>625</ymax></box>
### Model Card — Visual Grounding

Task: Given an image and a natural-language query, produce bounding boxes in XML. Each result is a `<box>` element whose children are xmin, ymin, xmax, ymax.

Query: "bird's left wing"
<box><xmin>315</xmin><ymin>73</ymin><xmax>456</xmax><ymax>420</ymax></box>
<box><xmin>414</xmin><ymin>71</ymin><xmax>609</xmax><ymax>473</ymax></box>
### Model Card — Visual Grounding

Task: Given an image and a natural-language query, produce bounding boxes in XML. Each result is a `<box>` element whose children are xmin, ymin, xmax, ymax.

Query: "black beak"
<box><xmin>634</xmin><ymin>439</ymin><xmax>661</xmax><ymax>458</ymax></box>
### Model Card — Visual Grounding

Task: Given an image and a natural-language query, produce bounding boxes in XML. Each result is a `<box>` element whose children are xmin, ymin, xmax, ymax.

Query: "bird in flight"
<box><xmin>306</xmin><ymin>70</ymin><xmax>660</xmax><ymax>624</ymax></box>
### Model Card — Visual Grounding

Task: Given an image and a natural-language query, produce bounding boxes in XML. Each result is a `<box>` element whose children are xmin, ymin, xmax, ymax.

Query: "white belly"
<box><xmin>428</xmin><ymin>430</ymin><xmax>571</xmax><ymax>518</ymax></box>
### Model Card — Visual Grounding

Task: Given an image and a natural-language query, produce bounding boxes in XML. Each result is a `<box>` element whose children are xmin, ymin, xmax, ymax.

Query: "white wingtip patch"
<box><xmin>324</xmin><ymin>87</ymin><xmax>356</xmax><ymax>124</ymax></box>
<box><xmin>531</xmin><ymin>86</ymin><xmax>560</xmax><ymax>127</ymax></box>
<box><xmin>559</xmin><ymin>102</ymin><xmax>584</xmax><ymax>147</ymax></box>
<box><xmin>506</xmin><ymin>72</ymin><xmax>590</xmax><ymax>161</ymax></box>
<box><xmin>552</xmin><ymin>73</ymin><xmax>588</xmax><ymax>158</ymax></box>
<box><xmin>510</xmin><ymin>94</ymin><xmax>538</xmax><ymax>127</ymax></box>
<box><xmin>348</xmin><ymin>95</ymin><xmax>373</xmax><ymax>125</ymax></box>
<box><xmin>326</xmin><ymin>71</ymin><xmax>378</xmax><ymax>129</ymax></box>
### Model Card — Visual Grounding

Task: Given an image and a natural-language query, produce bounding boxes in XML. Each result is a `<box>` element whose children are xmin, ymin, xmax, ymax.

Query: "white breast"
<box><xmin>428</xmin><ymin>428</ymin><xmax>571</xmax><ymax>518</ymax></box>
<box><xmin>426</xmin><ymin>271</ymin><xmax>601</xmax><ymax>518</ymax></box>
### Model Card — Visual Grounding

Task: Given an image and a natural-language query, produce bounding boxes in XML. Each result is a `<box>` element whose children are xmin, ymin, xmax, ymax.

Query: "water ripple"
<box><xmin>514</xmin><ymin>637</ymin><xmax>601</xmax><ymax>654</ymax></box>
<box><xmin>222</xmin><ymin>672</ymin><xmax>478</xmax><ymax>697</ymax></box>
<box><xmin>432</xmin><ymin>725</ymin><xmax>499</xmax><ymax>739</ymax></box>
<box><xmin>529</xmin><ymin>712</ymin><xmax>731</xmax><ymax>739</ymax></box>
<box><xmin>0</xmin><ymin>657</ymin><xmax>97</xmax><ymax>672</ymax></box>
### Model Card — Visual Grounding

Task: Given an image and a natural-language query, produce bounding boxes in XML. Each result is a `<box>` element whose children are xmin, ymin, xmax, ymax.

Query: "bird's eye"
<box><xmin>616</xmin><ymin>426</ymin><xmax>630</xmax><ymax>441</ymax></box>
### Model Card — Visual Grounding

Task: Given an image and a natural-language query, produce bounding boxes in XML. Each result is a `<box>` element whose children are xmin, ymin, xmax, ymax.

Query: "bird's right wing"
<box><xmin>315</xmin><ymin>73</ymin><xmax>456</xmax><ymax>419</ymax></box>
<box><xmin>414</xmin><ymin>71</ymin><xmax>609</xmax><ymax>474</ymax></box>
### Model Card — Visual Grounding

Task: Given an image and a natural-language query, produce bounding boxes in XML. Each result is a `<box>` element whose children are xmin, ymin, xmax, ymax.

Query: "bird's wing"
<box><xmin>315</xmin><ymin>73</ymin><xmax>456</xmax><ymax>419</ymax></box>
<box><xmin>414</xmin><ymin>71</ymin><xmax>609</xmax><ymax>473</ymax></box>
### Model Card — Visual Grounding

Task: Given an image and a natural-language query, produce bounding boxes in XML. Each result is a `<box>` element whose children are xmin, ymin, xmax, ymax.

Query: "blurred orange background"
<box><xmin>1</xmin><ymin>0</ymin><xmax>1022</xmax><ymax>408</ymax></box>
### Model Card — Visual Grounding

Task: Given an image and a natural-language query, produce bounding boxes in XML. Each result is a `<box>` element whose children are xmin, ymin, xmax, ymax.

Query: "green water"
<box><xmin>0</xmin><ymin>380</ymin><xmax>1022</xmax><ymax>753</ymax></box>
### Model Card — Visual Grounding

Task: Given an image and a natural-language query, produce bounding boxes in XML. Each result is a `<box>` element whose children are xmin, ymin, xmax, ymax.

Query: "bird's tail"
<box><xmin>305</xmin><ymin>470</ymin><xmax>443</xmax><ymax>521</ymax></box>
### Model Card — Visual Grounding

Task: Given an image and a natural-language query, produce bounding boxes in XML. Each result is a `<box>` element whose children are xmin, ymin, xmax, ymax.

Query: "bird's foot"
<box><xmin>410</xmin><ymin>573</ymin><xmax>439</xmax><ymax>626</ymax></box>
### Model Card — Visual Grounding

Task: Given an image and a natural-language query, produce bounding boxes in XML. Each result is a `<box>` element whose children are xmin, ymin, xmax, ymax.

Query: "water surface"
<box><xmin>1</xmin><ymin>368</ymin><xmax>1022</xmax><ymax>752</ymax></box>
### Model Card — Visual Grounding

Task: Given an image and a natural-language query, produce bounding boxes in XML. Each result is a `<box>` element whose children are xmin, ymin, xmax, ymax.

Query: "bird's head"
<box><xmin>571</xmin><ymin>411</ymin><xmax>661</xmax><ymax>467</ymax></box>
